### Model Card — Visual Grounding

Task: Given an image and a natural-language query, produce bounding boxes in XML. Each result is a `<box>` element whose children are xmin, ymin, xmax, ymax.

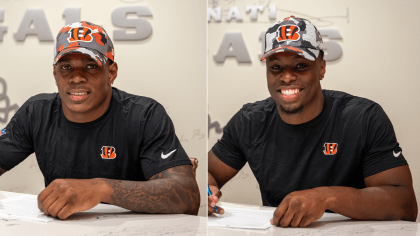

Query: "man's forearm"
<box><xmin>99</xmin><ymin>165</ymin><xmax>200</xmax><ymax>215</ymax></box>
<box><xmin>208</xmin><ymin>172</ymin><xmax>219</xmax><ymax>188</ymax></box>
<box><xmin>319</xmin><ymin>185</ymin><xmax>417</xmax><ymax>221</ymax></box>
<box><xmin>0</xmin><ymin>167</ymin><xmax>6</xmax><ymax>177</ymax></box>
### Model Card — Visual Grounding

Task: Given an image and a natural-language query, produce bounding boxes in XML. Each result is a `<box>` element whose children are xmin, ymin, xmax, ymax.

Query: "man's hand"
<box><xmin>208</xmin><ymin>185</ymin><xmax>224</xmax><ymax>215</ymax></box>
<box><xmin>271</xmin><ymin>188</ymin><xmax>329</xmax><ymax>228</ymax></box>
<box><xmin>38</xmin><ymin>178</ymin><xmax>107</xmax><ymax>220</ymax></box>
<box><xmin>208</xmin><ymin>150</ymin><xmax>240</xmax><ymax>215</ymax></box>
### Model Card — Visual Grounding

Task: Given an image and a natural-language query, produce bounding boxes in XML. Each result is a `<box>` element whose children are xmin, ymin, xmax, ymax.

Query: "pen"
<box><xmin>207</xmin><ymin>186</ymin><xmax>218</xmax><ymax>212</ymax></box>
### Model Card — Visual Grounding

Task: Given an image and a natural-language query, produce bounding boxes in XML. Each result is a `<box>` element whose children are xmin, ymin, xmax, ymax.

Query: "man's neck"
<box><xmin>278</xmin><ymin>93</ymin><xmax>324</xmax><ymax>125</ymax></box>
<box><xmin>62</xmin><ymin>92</ymin><xmax>113</xmax><ymax>124</ymax></box>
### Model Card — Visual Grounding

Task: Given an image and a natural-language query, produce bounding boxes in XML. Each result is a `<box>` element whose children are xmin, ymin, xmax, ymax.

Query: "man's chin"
<box><xmin>279</xmin><ymin>104</ymin><xmax>304</xmax><ymax>115</ymax></box>
<box><xmin>64</xmin><ymin>103</ymin><xmax>91</xmax><ymax>114</ymax></box>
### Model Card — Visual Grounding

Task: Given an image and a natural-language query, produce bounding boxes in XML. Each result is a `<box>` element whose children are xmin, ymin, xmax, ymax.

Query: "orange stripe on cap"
<box><xmin>59</xmin><ymin>26</ymin><xmax>71</xmax><ymax>34</ymax></box>
<box><xmin>281</xmin><ymin>25</ymin><xmax>286</xmax><ymax>40</ymax></box>
<box><xmin>73</xmin><ymin>28</ymin><xmax>79</xmax><ymax>41</ymax></box>
<box><xmin>68</xmin><ymin>42</ymin><xmax>79</xmax><ymax>49</ymax></box>
<box><xmin>260</xmin><ymin>46</ymin><xmax>303</xmax><ymax>61</ymax></box>
<box><xmin>106</xmin><ymin>51</ymin><xmax>114</xmax><ymax>61</ymax></box>
<box><xmin>92</xmin><ymin>32</ymin><xmax>105</xmax><ymax>46</ymax></box>
<box><xmin>81</xmin><ymin>21</ymin><xmax>106</xmax><ymax>34</ymax></box>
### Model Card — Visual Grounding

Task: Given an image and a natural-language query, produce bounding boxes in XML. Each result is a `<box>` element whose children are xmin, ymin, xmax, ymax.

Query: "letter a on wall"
<box><xmin>14</xmin><ymin>9</ymin><xmax>53</xmax><ymax>42</ymax></box>
<box><xmin>214</xmin><ymin>32</ymin><xmax>251</xmax><ymax>63</ymax></box>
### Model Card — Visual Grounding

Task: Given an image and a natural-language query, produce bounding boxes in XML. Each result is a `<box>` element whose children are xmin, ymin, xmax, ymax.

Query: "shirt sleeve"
<box><xmin>212</xmin><ymin>110</ymin><xmax>247</xmax><ymax>170</ymax></box>
<box><xmin>0</xmin><ymin>99</ymin><xmax>34</xmax><ymax>171</ymax></box>
<box><xmin>362</xmin><ymin>104</ymin><xmax>408</xmax><ymax>178</ymax></box>
<box><xmin>138</xmin><ymin>102</ymin><xmax>191</xmax><ymax>180</ymax></box>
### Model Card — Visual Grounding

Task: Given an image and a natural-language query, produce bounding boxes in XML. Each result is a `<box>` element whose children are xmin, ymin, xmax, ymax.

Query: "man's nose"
<box><xmin>70</xmin><ymin>70</ymin><xmax>87</xmax><ymax>83</ymax></box>
<box><xmin>280</xmin><ymin>69</ymin><xmax>296</xmax><ymax>83</ymax></box>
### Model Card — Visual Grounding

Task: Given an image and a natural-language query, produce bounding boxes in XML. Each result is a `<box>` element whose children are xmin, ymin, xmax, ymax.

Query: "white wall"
<box><xmin>208</xmin><ymin>0</ymin><xmax>420</xmax><ymax>218</ymax></box>
<box><xmin>0</xmin><ymin>0</ymin><xmax>207</xmax><ymax>216</ymax></box>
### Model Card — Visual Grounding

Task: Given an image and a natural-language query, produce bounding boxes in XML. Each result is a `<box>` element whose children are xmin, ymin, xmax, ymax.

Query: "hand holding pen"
<box><xmin>207</xmin><ymin>185</ymin><xmax>224</xmax><ymax>215</ymax></box>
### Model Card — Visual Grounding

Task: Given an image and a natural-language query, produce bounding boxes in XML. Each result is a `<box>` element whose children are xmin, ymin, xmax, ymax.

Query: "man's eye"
<box><xmin>87</xmin><ymin>64</ymin><xmax>98</xmax><ymax>69</ymax></box>
<box><xmin>296</xmin><ymin>63</ymin><xmax>308</xmax><ymax>69</ymax></box>
<box><xmin>271</xmin><ymin>65</ymin><xmax>282</xmax><ymax>70</ymax></box>
<box><xmin>61</xmin><ymin>65</ymin><xmax>71</xmax><ymax>70</ymax></box>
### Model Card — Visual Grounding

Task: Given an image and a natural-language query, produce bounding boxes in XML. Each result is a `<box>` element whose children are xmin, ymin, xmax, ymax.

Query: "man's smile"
<box><xmin>278</xmin><ymin>88</ymin><xmax>303</xmax><ymax>101</ymax></box>
<box><xmin>68</xmin><ymin>91</ymin><xmax>90</xmax><ymax>101</ymax></box>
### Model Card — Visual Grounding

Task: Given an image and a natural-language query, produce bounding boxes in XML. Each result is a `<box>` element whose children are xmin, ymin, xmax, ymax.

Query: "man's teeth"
<box><xmin>70</xmin><ymin>93</ymin><xmax>87</xmax><ymax>95</ymax></box>
<box><xmin>282</xmin><ymin>89</ymin><xmax>300</xmax><ymax>96</ymax></box>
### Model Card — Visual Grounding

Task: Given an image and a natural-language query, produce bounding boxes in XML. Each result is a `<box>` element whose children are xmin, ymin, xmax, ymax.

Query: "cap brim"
<box><xmin>260</xmin><ymin>46</ymin><xmax>319</xmax><ymax>61</ymax></box>
<box><xmin>53</xmin><ymin>47</ymin><xmax>107</xmax><ymax>66</ymax></box>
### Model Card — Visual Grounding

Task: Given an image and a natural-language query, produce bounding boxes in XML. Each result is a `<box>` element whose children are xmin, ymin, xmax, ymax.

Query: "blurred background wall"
<box><xmin>208</xmin><ymin>0</ymin><xmax>420</xmax><ymax>220</ymax></box>
<box><xmin>0</xmin><ymin>0</ymin><xmax>207</xmax><ymax>216</ymax></box>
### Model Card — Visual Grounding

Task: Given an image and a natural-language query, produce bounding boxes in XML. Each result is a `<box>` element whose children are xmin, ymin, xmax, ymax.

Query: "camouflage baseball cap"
<box><xmin>261</xmin><ymin>16</ymin><xmax>323</xmax><ymax>61</ymax></box>
<box><xmin>53</xmin><ymin>21</ymin><xmax>114</xmax><ymax>66</ymax></box>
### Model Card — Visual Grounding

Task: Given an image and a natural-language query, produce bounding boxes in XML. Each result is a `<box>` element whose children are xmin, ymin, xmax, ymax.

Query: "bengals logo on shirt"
<box><xmin>323</xmin><ymin>143</ymin><xmax>338</xmax><ymax>155</ymax></box>
<box><xmin>277</xmin><ymin>25</ymin><xmax>300</xmax><ymax>42</ymax></box>
<box><xmin>101</xmin><ymin>146</ymin><xmax>116</xmax><ymax>159</ymax></box>
<box><xmin>68</xmin><ymin>27</ymin><xmax>93</xmax><ymax>43</ymax></box>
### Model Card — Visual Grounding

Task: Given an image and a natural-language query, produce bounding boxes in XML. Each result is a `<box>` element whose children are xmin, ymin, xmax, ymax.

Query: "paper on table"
<box><xmin>0</xmin><ymin>194</ymin><xmax>53</xmax><ymax>223</ymax></box>
<box><xmin>208</xmin><ymin>206</ymin><xmax>274</xmax><ymax>230</ymax></box>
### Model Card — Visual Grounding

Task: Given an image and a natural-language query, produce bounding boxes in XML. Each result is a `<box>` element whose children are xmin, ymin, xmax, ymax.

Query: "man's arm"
<box><xmin>271</xmin><ymin>165</ymin><xmax>418</xmax><ymax>227</ymax></box>
<box><xmin>102</xmin><ymin>164</ymin><xmax>200</xmax><ymax>215</ymax></box>
<box><xmin>208</xmin><ymin>150</ymin><xmax>239</xmax><ymax>215</ymax></box>
<box><xmin>38</xmin><ymin>164</ymin><xmax>200</xmax><ymax>219</ymax></box>
<box><xmin>0</xmin><ymin>167</ymin><xmax>6</xmax><ymax>177</ymax></box>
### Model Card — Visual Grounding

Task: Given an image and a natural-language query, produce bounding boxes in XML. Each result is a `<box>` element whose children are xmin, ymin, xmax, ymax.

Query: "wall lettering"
<box><xmin>62</xmin><ymin>8</ymin><xmax>81</xmax><ymax>25</ymax></box>
<box><xmin>214</xmin><ymin>32</ymin><xmax>251</xmax><ymax>63</ymax></box>
<box><xmin>226</xmin><ymin>6</ymin><xmax>243</xmax><ymax>22</ymax></box>
<box><xmin>207</xmin><ymin>7</ymin><xmax>221</xmax><ymax>22</ymax></box>
<box><xmin>0</xmin><ymin>5</ymin><xmax>153</xmax><ymax>43</ymax></box>
<box><xmin>0</xmin><ymin>9</ymin><xmax>7</xmax><ymax>42</ymax></box>
<box><xmin>14</xmin><ymin>9</ymin><xmax>53</xmax><ymax>42</ymax></box>
<box><xmin>245</xmin><ymin>5</ymin><xmax>263</xmax><ymax>21</ymax></box>
<box><xmin>208</xmin><ymin>115</ymin><xmax>224</xmax><ymax>137</ymax></box>
<box><xmin>319</xmin><ymin>29</ymin><xmax>343</xmax><ymax>61</ymax></box>
<box><xmin>111</xmin><ymin>5</ymin><xmax>153</xmax><ymax>41</ymax></box>
<box><xmin>0</xmin><ymin>77</ymin><xmax>19</xmax><ymax>123</ymax></box>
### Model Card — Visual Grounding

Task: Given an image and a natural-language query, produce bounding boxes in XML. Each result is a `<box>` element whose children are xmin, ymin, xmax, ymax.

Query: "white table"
<box><xmin>0</xmin><ymin>191</ymin><xmax>206</xmax><ymax>236</ymax></box>
<box><xmin>209</xmin><ymin>202</ymin><xmax>420</xmax><ymax>236</ymax></box>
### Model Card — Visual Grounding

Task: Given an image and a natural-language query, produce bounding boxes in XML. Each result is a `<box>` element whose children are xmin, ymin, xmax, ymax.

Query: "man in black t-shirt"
<box><xmin>0</xmin><ymin>21</ymin><xmax>200</xmax><ymax>219</ymax></box>
<box><xmin>208</xmin><ymin>16</ymin><xmax>417</xmax><ymax>227</ymax></box>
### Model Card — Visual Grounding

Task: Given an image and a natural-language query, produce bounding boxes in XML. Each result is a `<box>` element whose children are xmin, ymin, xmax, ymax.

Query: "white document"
<box><xmin>0</xmin><ymin>194</ymin><xmax>53</xmax><ymax>223</ymax></box>
<box><xmin>208</xmin><ymin>206</ymin><xmax>274</xmax><ymax>230</ymax></box>
<box><xmin>0</xmin><ymin>194</ymin><xmax>132</xmax><ymax>223</ymax></box>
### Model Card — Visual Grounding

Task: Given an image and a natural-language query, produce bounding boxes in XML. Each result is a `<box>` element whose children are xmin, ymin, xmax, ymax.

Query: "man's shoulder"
<box><xmin>324</xmin><ymin>90</ymin><xmax>380</xmax><ymax>114</ymax></box>
<box><xmin>28</xmin><ymin>93</ymin><xmax>59</xmax><ymax>103</ymax></box>
<box><xmin>239</xmin><ymin>97</ymin><xmax>276</xmax><ymax>121</ymax></box>
<box><xmin>112</xmin><ymin>88</ymin><xmax>160</xmax><ymax>108</ymax></box>
<box><xmin>111</xmin><ymin>88</ymin><xmax>166</xmax><ymax>118</ymax></box>
<box><xmin>19</xmin><ymin>93</ymin><xmax>60</xmax><ymax>113</ymax></box>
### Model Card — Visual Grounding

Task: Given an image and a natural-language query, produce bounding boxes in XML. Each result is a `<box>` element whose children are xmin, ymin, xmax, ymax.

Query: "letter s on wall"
<box><xmin>111</xmin><ymin>5</ymin><xmax>153</xmax><ymax>41</ymax></box>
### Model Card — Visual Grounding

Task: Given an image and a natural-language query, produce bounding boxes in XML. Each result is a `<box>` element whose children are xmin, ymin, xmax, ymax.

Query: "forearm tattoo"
<box><xmin>103</xmin><ymin>165</ymin><xmax>200</xmax><ymax>215</ymax></box>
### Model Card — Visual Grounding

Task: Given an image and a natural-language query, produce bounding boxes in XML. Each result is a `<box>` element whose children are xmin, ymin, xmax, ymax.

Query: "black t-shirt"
<box><xmin>0</xmin><ymin>88</ymin><xmax>191</xmax><ymax>186</ymax></box>
<box><xmin>212</xmin><ymin>90</ymin><xmax>407</xmax><ymax>207</ymax></box>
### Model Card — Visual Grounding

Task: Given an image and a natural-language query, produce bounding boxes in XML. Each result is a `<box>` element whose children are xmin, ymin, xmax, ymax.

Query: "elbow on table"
<box><xmin>400</xmin><ymin>199</ymin><xmax>418</xmax><ymax>222</ymax></box>
<box><xmin>183</xmin><ymin>183</ymin><xmax>200</xmax><ymax>215</ymax></box>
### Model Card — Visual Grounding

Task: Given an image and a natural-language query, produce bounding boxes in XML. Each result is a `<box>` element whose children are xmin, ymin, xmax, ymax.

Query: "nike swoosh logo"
<box><xmin>393</xmin><ymin>150</ymin><xmax>401</xmax><ymax>157</ymax></box>
<box><xmin>161</xmin><ymin>149</ymin><xmax>177</xmax><ymax>159</ymax></box>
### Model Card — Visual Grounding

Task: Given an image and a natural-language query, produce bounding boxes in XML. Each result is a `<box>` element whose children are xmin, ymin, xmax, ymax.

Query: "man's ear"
<box><xmin>108</xmin><ymin>62</ymin><xmax>118</xmax><ymax>85</ymax></box>
<box><xmin>319</xmin><ymin>60</ymin><xmax>326</xmax><ymax>80</ymax></box>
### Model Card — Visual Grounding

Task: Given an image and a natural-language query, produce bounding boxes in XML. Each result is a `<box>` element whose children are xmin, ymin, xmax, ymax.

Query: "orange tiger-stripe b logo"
<box><xmin>323</xmin><ymin>143</ymin><xmax>338</xmax><ymax>155</ymax></box>
<box><xmin>277</xmin><ymin>25</ymin><xmax>300</xmax><ymax>42</ymax></box>
<box><xmin>101</xmin><ymin>146</ymin><xmax>116</xmax><ymax>159</ymax></box>
<box><xmin>68</xmin><ymin>27</ymin><xmax>93</xmax><ymax>43</ymax></box>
